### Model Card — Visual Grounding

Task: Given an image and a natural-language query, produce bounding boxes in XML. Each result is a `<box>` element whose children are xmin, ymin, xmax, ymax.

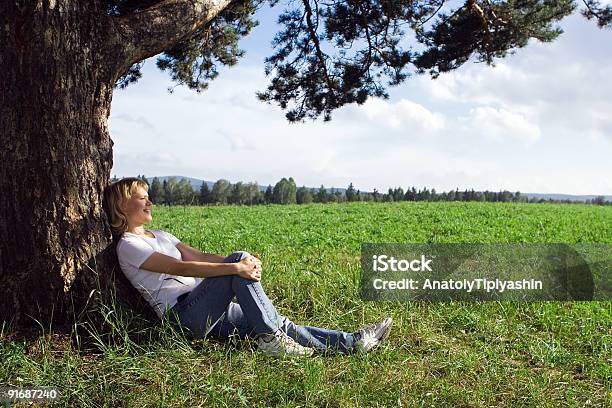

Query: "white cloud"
<box><xmin>464</xmin><ymin>107</ymin><xmax>541</xmax><ymax>146</ymax></box>
<box><xmin>112</xmin><ymin>151</ymin><xmax>182</xmax><ymax>177</ymax></box>
<box><xmin>217</xmin><ymin>129</ymin><xmax>256</xmax><ymax>151</ymax></box>
<box><xmin>112</xmin><ymin>113</ymin><xmax>156</xmax><ymax>130</ymax></box>
<box><xmin>360</xmin><ymin>98</ymin><xmax>445</xmax><ymax>132</ymax></box>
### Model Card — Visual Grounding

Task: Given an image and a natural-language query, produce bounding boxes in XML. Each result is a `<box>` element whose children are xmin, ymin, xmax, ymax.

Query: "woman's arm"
<box><xmin>140</xmin><ymin>252</ymin><xmax>262</xmax><ymax>281</ymax></box>
<box><xmin>176</xmin><ymin>242</ymin><xmax>225</xmax><ymax>263</ymax></box>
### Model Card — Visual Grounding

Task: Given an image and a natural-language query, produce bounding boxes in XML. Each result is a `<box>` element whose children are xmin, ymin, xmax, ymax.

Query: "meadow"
<box><xmin>1</xmin><ymin>201</ymin><xmax>611</xmax><ymax>407</ymax></box>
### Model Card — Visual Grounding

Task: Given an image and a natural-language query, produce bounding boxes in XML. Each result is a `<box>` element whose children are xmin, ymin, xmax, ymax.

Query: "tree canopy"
<box><xmin>107</xmin><ymin>0</ymin><xmax>610</xmax><ymax>121</ymax></box>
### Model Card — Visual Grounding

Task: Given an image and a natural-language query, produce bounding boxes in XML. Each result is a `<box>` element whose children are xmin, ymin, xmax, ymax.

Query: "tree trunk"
<box><xmin>0</xmin><ymin>0</ymin><xmax>231</xmax><ymax>329</ymax></box>
<box><xmin>0</xmin><ymin>1</ymin><xmax>119</xmax><ymax>328</ymax></box>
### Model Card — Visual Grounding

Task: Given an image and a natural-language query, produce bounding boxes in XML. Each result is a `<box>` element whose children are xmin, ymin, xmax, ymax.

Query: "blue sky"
<box><xmin>109</xmin><ymin>5</ymin><xmax>612</xmax><ymax>195</ymax></box>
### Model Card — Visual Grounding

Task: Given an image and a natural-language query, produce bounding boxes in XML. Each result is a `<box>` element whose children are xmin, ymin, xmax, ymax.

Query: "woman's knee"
<box><xmin>224</xmin><ymin>251</ymin><xmax>251</xmax><ymax>263</ymax></box>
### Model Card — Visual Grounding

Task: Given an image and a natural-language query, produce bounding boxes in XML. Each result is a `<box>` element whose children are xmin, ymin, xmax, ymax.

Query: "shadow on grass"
<box><xmin>0</xmin><ymin>240</ymin><xmax>199</xmax><ymax>358</ymax></box>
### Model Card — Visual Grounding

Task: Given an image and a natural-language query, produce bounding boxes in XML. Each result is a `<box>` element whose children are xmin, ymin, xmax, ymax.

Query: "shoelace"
<box><xmin>263</xmin><ymin>330</ymin><xmax>297</xmax><ymax>346</ymax></box>
<box><xmin>360</xmin><ymin>323</ymin><xmax>378</xmax><ymax>338</ymax></box>
<box><xmin>278</xmin><ymin>332</ymin><xmax>300</xmax><ymax>347</ymax></box>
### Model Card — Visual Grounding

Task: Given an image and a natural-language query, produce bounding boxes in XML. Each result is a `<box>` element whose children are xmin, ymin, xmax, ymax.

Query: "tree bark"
<box><xmin>0</xmin><ymin>1</ymin><xmax>116</xmax><ymax>327</ymax></box>
<box><xmin>0</xmin><ymin>0</ymin><xmax>229</xmax><ymax>328</ymax></box>
<box><xmin>113</xmin><ymin>0</ymin><xmax>232</xmax><ymax>71</ymax></box>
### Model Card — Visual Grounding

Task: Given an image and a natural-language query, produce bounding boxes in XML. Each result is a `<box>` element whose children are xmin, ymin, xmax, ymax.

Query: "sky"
<box><xmin>109</xmin><ymin>4</ymin><xmax>612</xmax><ymax>195</ymax></box>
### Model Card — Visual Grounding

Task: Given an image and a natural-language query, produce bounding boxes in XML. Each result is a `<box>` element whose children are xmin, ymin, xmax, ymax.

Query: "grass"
<box><xmin>1</xmin><ymin>201</ymin><xmax>611</xmax><ymax>407</ymax></box>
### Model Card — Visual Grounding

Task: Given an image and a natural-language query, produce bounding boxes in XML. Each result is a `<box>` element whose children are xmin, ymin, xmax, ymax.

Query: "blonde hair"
<box><xmin>104</xmin><ymin>177</ymin><xmax>149</xmax><ymax>235</ymax></box>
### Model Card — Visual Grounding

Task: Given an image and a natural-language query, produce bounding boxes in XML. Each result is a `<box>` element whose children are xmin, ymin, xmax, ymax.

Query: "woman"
<box><xmin>105</xmin><ymin>177</ymin><xmax>392</xmax><ymax>356</ymax></box>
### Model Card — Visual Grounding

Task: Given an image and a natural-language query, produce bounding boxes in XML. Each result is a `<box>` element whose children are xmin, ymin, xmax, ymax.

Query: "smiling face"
<box><xmin>124</xmin><ymin>186</ymin><xmax>153</xmax><ymax>228</ymax></box>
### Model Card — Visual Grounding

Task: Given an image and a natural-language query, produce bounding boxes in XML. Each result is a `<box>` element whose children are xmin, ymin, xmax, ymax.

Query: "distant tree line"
<box><xmin>110</xmin><ymin>175</ymin><xmax>611</xmax><ymax>206</ymax></box>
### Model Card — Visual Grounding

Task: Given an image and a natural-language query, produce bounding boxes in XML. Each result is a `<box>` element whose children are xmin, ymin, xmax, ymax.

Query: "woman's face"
<box><xmin>124</xmin><ymin>186</ymin><xmax>152</xmax><ymax>226</ymax></box>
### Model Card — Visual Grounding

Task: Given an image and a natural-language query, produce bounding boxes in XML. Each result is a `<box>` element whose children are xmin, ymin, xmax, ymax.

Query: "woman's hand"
<box><xmin>236</xmin><ymin>256</ymin><xmax>262</xmax><ymax>281</ymax></box>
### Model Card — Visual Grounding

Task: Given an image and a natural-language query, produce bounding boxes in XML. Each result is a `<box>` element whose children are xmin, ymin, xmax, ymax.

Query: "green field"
<box><xmin>2</xmin><ymin>202</ymin><xmax>611</xmax><ymax>407</ymax></box>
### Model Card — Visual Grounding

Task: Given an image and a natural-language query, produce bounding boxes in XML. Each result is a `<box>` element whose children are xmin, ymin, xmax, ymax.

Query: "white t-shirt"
<box><xmin>116</xmin><ymin>229</ymin><xmax>203</xmax><ymax>318</ymax></box>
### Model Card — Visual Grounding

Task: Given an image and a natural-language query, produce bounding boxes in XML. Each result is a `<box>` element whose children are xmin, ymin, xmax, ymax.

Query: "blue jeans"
<box><xmin>168</xmin><ymin>251</ymin><xmax>357</xmax><ymax>353</ymax></box>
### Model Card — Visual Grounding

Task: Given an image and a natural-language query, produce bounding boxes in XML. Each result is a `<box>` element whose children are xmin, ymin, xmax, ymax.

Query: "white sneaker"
<box><xmin>257</xmin><ymin>330</ymin><xmax>314</xmax><ymax>357</ymax></box>
<box><xmin>354</xmin><ymin>317</ymin><xmax>393</xmax><ymax>353</ymax></box>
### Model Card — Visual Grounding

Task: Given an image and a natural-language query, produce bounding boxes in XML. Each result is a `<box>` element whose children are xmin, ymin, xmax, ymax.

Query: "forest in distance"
<box><xmin>111</xmin><ymin>175</ymin><xmax>612</xmax><ymax>206</ymax></box>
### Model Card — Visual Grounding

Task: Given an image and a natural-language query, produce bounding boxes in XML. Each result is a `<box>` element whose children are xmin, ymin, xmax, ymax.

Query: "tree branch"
<box><xmin>111</xmin><ymin>0</ymin><xmax>233</xmax><ymax>77</ymax></box>
<box><xmin>301</xmin><ymin>0</ymin><xmax>336</xmax><ymax>101</ymax></box>
<box><xmin>581</xmin><ymin>0</ymin><xmax>612</xmax><ymax>27</ymax></box>
<box><xmin>416</xmin><ymin>0</ymin><xmax>446</xmax><ymax>31</ymax></box>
